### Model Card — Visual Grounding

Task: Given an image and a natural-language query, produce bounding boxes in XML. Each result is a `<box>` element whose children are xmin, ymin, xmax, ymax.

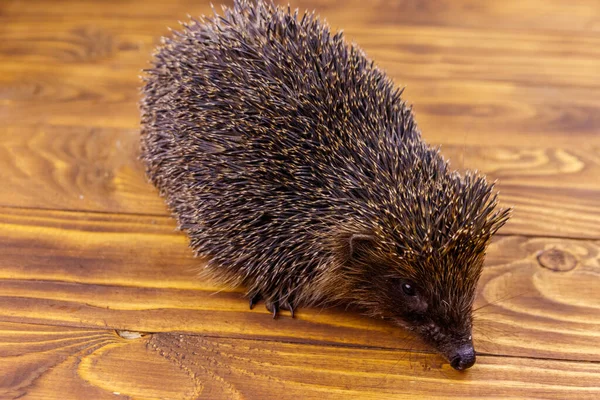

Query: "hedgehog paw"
<box><xmin>249</xmin><ymin>293</ymin><xmax>297</xmax><ymax>319</ymax></box>
<box><xmin>249</xmin><ymin>293</ymin><xmax>262</xmax><ymax>310</ymax></box>
<box><xmin>268</xmin><ymin>299</ymin><xmax>296</xmax><ymax>318</ymax></box>
<box><xmin>265</xmin><ymin>301</ymin><xmax>279</xmax><ymax>319</ymax></box>
<box><xmin>280</xmin><ymin>300</ymin><xmax>295</xmax><ymax>318</ymax></box>
<box><xmin>248</xmin><ymin>292</ymin><xmax>279</xmax><ymax>317</ymax></box>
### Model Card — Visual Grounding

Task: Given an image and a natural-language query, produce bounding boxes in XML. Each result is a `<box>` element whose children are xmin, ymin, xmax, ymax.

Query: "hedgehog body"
<box><xmin>140</xmin><ymin>0</ymin><xmax>510</xmax><ymax>370</ymax></box>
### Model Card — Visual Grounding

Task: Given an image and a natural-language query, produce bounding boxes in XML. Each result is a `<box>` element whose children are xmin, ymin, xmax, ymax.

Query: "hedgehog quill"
<box><xmin>140</xmin><ymin>0</ymin><xmax>511</xmax><ymax>371</ymax></box>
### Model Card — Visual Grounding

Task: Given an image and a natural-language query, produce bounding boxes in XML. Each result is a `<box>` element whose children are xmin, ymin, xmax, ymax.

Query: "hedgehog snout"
<box><xmin>448</xmin><ymin>342</ymin><xmax>476</xmax><ymax>371</ymax></box>
<box><xmin>419</xmin><ymin>322</ymin><xmax>476</xmax><ymax>371</ymax></box>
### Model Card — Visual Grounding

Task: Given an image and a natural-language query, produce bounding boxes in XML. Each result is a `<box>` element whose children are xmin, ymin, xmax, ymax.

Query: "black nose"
<box><xmin>449</xmin><ymin>343</ymin><xmax>476</xmax><ymax>371</ymax></box>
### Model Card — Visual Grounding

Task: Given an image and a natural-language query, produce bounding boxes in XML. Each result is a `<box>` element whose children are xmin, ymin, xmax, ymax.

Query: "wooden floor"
<box><xmin>1</xmin><ymin>0</ymin><xmax>600</xmax><ymax>398</ymax></box>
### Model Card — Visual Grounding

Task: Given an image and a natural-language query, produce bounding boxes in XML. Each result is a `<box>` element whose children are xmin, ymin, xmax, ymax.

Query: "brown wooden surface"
<box><xmin>1</xmin><ymin>0</ymin><xmax>599</xmax><ymax>398</ymax></box>
<box><xmin>3</xmin><ymin>322</ymin><xmax>600</xmax><ymax>400</ymax></box>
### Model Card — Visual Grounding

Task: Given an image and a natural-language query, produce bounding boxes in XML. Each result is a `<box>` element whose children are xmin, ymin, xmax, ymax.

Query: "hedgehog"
<box><xmin>140</xmin><ymin>0</ymin><xmax>511</xmax><ymax>371</ymax></box>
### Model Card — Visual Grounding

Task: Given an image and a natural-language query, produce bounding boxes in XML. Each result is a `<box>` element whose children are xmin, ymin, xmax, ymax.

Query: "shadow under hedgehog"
<box><xmin>140</xmin><ymin>0</ymin><xmax>511</xmax><ymax>371</ymax></box>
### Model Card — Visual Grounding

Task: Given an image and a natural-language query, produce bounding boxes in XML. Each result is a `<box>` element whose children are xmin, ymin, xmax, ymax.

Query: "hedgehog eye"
<box><xmin>402</xmin><ymin>282</ymin><xmax>417</xmax><ymax>297</ymax></box>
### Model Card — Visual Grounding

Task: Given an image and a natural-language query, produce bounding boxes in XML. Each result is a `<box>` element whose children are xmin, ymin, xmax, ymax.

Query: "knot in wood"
<box><xmin>536</xmin><ymin>248</ymin><xmax>577</xmax><ymax>272</ymax></box>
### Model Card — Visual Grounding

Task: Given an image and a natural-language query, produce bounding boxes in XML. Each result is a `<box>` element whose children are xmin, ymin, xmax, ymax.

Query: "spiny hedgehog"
<box><xmin>140</xmin><ymin>0</ymin><xmax>511</xmax><ymax>371</ymax></box>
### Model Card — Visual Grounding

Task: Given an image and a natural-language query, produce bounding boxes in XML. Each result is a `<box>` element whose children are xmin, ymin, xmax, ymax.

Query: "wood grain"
<box><xmin>2</xmin><ymin>0</ymin><xmax>600</xmax><ymax>397</ymax></box>
<box><xmin>1</xmin><ymin>206</ymin><xmax>599</xmax><ymax>363</ymax></box>
<box><xmin>1</xmin><ymin>321</ymin><xmax>599</xmax><ymax>400</ymax></box>
<box><xmin>3</xmin><ymin>63</ymin><xmax>599</xmax><ymax>147</ymax></box>
<box><xmin>3</xmin><ymin>16</ymin><xmax>600</xmax><ymax>86</ymax></box>
<box><xmin>2</xmin><ymin>18</ymin><xmax>599</xmax><ymax>139</ymax></box>
<box><xmin>1</xmin><ymin>1</ymin><xmax>599</xmax><ymax>241</ymax></box>
<box><xmin>0</xmin><ymin>125</ymin><xmax>164</xmax><ymax>214</ymax></box>
<box><xmin>3</xmin><ymin>0</ymin><xmax>599</xmax><ymax>34</ymax></box>
<box><xmin>2</xmin><ymin>125</ymin><xmax>600</xmax><ymax>238</ymax></box>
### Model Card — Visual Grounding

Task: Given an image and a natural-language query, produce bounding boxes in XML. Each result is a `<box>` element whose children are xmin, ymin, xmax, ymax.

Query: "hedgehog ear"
<box><xmin>347</xmin><ymin>233</ymin><xmax>376</xmax><ymax>260</ymax></box>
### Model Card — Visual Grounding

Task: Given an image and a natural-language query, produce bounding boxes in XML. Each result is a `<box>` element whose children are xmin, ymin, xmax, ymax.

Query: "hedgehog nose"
<box><xmin>449</xmin><ymin>343</ymin><xmax>476</xmax><ymax>371</ymax></box>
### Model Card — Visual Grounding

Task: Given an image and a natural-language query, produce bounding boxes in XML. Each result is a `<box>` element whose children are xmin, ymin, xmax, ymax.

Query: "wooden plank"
<box><xmin>1</xmin><ymin>0</ymin><xmax>599</xmax><ymax>398</ymax></box>
<box><xmin>2</xmin><ymin>17</ymin><xmax>599</xmax><ymax>89</ymax></box>
<box><xmin>1</xmin><ymin>16</ymin><xmax>599</xmax><ymax>89</ymax></box>
<box><xmin>3</xmin><ymin>0</ymin><xmax>599</xmax><ymax>35</ymax></box>
<box><xmin>1</xmin><ymin>321</ymin><xmax>599</xmax><ymax>400</ymax></box>
<box><xmin>356</xmin><ymin>26</ymin><xmax>600</xmax><ymax>90</ymax></box>
<box><xmin>0</xmin><ymin>18</ymin><xmax>162</xmax><ymax>66</ymax></box>
<box><xmin>0</xmin><ymin>125</ymin><xmax>166</xmax><ymax>215</ymax></box>
<box><xmin>0</xmin><ymin>207</ymin><xmax>598</xmax><ymax>362</ymax></box>
<box><xmin>1</xmin><ymin>10</ymin><xmax>599</xmax><ymax>139</ymax></box>
<box><xmin>495</xmin><ymin>185</ymin><xmax>600</xmax><ymax>238</ymax></box>
<box><xmin>2</xmin><ymin>125</ymin><xmax>600</xmax><ymax>238</ymax></box>
<box><xmin>3</xmin><ymin>63</ymin><xmax>600</xmax><ymax>148</ymax></box>
<box><xmin>1</xmin><ymin>1</ymin><xmax>599</xmax><ymax>240</ymax></box>
<box><xmin>0</xmin><ymin>322</ymin><xmax>194</xmax><ymax>399</ymax></box>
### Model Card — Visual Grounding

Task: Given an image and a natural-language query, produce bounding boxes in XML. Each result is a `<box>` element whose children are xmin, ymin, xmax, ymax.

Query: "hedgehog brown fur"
<box><xmin>140</xmin><ymin>0</ymin><xmax>511</xmax><ymax>370</ymax></box>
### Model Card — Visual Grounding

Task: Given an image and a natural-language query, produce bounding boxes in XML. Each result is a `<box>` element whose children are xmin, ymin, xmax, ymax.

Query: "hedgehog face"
<box><xmin>370</xmin><ymin>262</ymin><xmax>478</xmax><ymax>370</ymax></box>
<box><xmin>342</xmin><ymin>233</ymin><xmax>483</xmax><ymax>370</ymax></box>
<box><xmin>333</xmin><ymin>172</ymin><xmax>510</xmax><ymax>369</ymax></box>
<box><xmin>395</xmin><ymin>263</ymin><xmax>480</xmax><ymax>372</ymax></box>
